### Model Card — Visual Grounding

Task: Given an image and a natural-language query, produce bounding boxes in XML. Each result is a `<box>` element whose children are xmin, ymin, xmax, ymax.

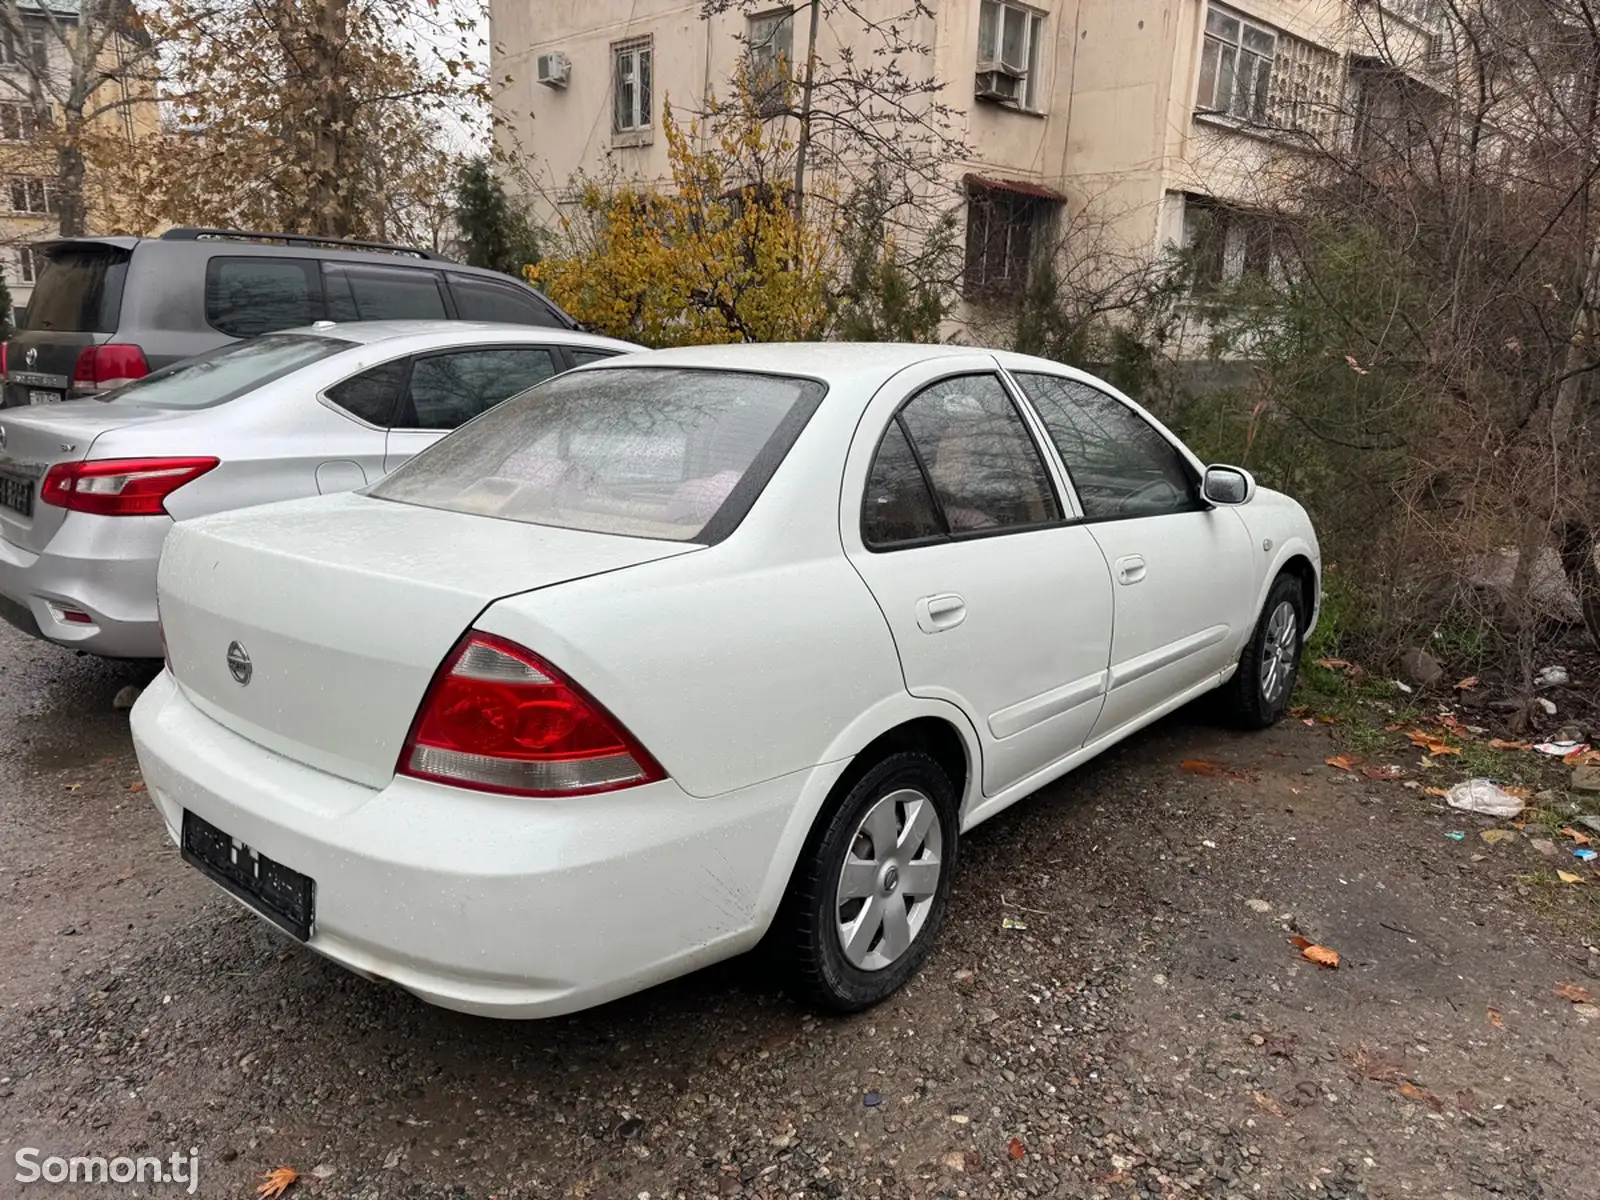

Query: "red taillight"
<box><xmin>399</xmin><ymin>633</ymin><xmax>664</xmax><ymax>797</ymax></box>
<box><xmin>72</xmin><ymin>344</ymin><xmax>149</xmax><ymax>390</ymax></box>
<box><xmin>40</xmin><ymin>457</ymin><xmax>219</xmax><ymax>516</ymax></box>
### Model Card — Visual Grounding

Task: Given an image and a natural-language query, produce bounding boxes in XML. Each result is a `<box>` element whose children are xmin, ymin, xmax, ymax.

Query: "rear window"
<box><xmin>21</xmin><ymin>246</ymin><xmax>129</xmax><ymax>333</ymax></box>
<box><xmin>369</xmin><ymin>367</ymin><xmax>825</xmax><ymax>542</ymax></box>
<box><xmin>105</xmin><ymin>334</ymin><xmax>352</xmax><ymax>410</ymax></box>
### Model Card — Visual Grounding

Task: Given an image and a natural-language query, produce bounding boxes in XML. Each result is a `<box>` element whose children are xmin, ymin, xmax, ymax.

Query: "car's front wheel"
<box><xmin>785</xmin><ymin>752</ymin><xmax>958</xmax><ymax>1012</ymax></box>
<box><xmin>1222</xmin><ymin>571</ymin><xmax>1305</xmax><ymax>729</ymax></box>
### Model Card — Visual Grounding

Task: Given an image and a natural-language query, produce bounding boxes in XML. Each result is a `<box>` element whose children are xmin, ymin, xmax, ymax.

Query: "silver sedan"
<box><xmin>0</xmin><ymin>320</ymin><xmax>638</xmax><ymax>658</ymax></box>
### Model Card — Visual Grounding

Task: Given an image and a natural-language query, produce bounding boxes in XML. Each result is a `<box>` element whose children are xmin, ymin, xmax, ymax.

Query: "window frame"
<box><xmin>203</xmin><ymin>254</ymin><xmax>325</xmax><ymax>338</ymax></box>
<box><xmin>1195</xmin><ymin>3</ymin><xmax>1277</xmax><ymax>124</ymax></box>
<box><xmin>8</xmin><ymin>175</ymin><xmax>56</xmax><ymax>215</ymax></box>
<box><xmin>963</xmin><ymin>183</ymin><xmax>1058</xmax><ymax>297</ymax></box>
<box><xmin>747</xmin><ymin>7</ymin><xmax>795</xmax><ymax>115</ymax></box>
<box><xmin>1008</xmin><ymin>369</ymin><xmax>1206</xmax><ymax>524</ymax></box>
<box><xmin>859</xmin><ymin>370</ymin><xmax>1066</xmax><ymax>553</ymax></box>
<box><xmin>392</xmin><ymin>343</ymin><xmax>567</xmax><ymax>432</ymax></box>
<box><xmin>612</xmin><ymin>36</ymin><xmax>654</xmax><ymax>136</ymax></box>
<box><xmin>976</xmin><ymin>0</ymin><xmax>1046</xmax><ymax>112</ymax></box>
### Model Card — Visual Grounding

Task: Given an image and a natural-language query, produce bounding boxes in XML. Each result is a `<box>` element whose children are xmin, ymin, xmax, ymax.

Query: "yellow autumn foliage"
<box><xmin>529</xmin><ymin>91</ymin><xmax>835</xmax><ymax>347</ymax></box>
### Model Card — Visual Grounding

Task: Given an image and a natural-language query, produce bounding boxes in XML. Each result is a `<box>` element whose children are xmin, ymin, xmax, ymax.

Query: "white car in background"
<box><xmin>0</xmin><ymin>321</ymin><xmax>637</xmax><ymax>658</ymax></box>
<box><xmin>131</xmin><ymin>343</ymin><xmax>1320</xmax><ymax>1019</ymax></box>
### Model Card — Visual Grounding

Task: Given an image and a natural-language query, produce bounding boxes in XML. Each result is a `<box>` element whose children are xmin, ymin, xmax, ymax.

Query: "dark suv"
<box><xmin>2</xmin><ymin>227</ymin><xmax>577</xmax><ymax>407</ymax></box>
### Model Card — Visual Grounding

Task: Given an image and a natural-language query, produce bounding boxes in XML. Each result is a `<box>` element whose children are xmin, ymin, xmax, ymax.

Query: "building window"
<box><xmin>964</xmin><ymin>177</ymin><xmax>1059</xmax><ymax>296</ymax></box>
<box><xmin>975</xmin><ymin>0</ymin><xmax>1044</xmax><ymax>111</ymax></box>
<box><xmin>0</xmin><ymin>102</ymin><xmax>45</xmax><ymax>141</ymax></box>
<box><xmin>1183</xmin><ymin>195</ymin><xmax>1281</xmax><ymax>294</ymax></box>
<box><xmin>8</xmin><ymin>176</ymin><xmax>56</xmax><ymax>215</ymax></box>
<box><xmin>612</xmin><ymin>37</ymin><xmax>653</xmax><ymax>134</ymax></box>
<box><xmin>748</xmin><ymin>8</ymin><xmax>793</xmax><ymax>115</ymax></box>
<box><xmin>18</xmin><ymin>246</ymin><xmax>34</xmax><ymax>282</ymax></box>
<box><xmin>1196</xmin><ymin>4</ymin><xmax>1275</xmax><ymax>123</ymax></box>
<box><xmin>0</xmin><ymin>23</ymin><xmax>48</xmax><ymax>71</ymax></box>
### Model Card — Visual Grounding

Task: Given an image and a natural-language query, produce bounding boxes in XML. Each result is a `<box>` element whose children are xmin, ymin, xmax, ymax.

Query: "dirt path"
<box><xmin>1</xmin><ymin>624</ymin><xmax>1596</xmax><ymax>1199</ymax></box>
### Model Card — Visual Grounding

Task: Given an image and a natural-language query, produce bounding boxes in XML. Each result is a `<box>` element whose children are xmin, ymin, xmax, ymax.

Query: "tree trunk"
<box><xmin>306</xmin><ymin>0</ymin><xmax>353</xmax><ymax>237</ymax></box>
<box><xmin>56</xmin><ymin>126</ymin><xmax>86</xmax><ymax>237</ymax></box>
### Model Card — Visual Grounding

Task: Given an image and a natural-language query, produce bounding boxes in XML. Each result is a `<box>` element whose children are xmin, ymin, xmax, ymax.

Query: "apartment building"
<box><xmin>0</xmin><ymin>1</ymin><xmax>159</xmax><ymax>326</ymax></box>
<box><xmin>493</xmin><ymin>0</ymin><xmax>1445</xmax><ymax>305</ymax></box>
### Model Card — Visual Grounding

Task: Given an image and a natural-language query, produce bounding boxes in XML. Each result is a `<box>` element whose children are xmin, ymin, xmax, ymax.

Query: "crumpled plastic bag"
<box><xmin>1446</xmin><ymin>778</ymin><xmax>1525</xmax><ymax>818</ymax></box>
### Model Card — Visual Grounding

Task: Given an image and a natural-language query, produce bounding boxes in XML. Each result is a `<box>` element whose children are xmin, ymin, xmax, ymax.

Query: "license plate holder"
<box><xmin>27</xmin><ymin>389</ymin><xmax>62</xmax><ymax>405</ymax></box>
<box><xmin>0</xmin><ymin>471</ymin><xmax>32</xmax><ymax>517</ymax></box>
<box><xmin>181</xmin><ymin>810</ymin><xmax>315</xmax><ymax>941</ymax></box>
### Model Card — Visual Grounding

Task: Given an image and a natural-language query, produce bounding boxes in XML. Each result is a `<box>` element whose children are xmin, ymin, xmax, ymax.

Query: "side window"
<box><xmin>1014</xmin><ymin>373</ymin><xmax>1198</xmax><ymax>519</ymax></box>
<box><xmin>447</xmin><ymin>274</ymin><xmax>559</xmax><ymax>327</ymax></box>
<box><xmin>896</xmin><ymin>375</ymin><xmax>1060</xmax><ymax>534</ymax></box>
<box><xmin>325</xmin><ymin>360</ymin><xmax>406</xmax><ymax>427</ymax></box>
<box><xmin>861</xmin><ymin>421</ymin><xmax>944</xmax><ymax>548</ymax></box>
<box><xmin>400</xmin><ymin>348</ymin><xmax>559</xmax><ymax>430</ymax></box>
<box><xmin>568</xmin><ymin>349</ymin><xmax>618</xmax><ymax>367</ymax></box>
<box><xmin>205</xmin><ymin>257</ymin><xmax>321</xmax><ymax>338</ymax></box>
<box><xmin>324</xmin><ymin>265</ymin><xmax>448</xmax><ymax>321</ymax></box>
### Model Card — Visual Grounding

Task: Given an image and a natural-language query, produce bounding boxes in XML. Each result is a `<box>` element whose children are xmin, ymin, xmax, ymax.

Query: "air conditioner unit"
<box><xmin>537</xmin><ymin>51</ymin><xmax>571</xmax><ymax>89</ymax></box>
<box><xmin>974</xmin><ymin>63</ymin><xmax>1026</xmax><ymax>104</ymax></box>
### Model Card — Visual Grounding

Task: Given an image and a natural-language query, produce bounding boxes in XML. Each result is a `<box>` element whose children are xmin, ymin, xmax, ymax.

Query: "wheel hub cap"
<box><xmin>1259</xmin><ymin>600</ymin><xmax>1299</xmax><ymax>704</ymax></box>
<box><xmin>835</xmin><ymin>788</ymin><xmax>942</xmax><ymax>972</ymax></box>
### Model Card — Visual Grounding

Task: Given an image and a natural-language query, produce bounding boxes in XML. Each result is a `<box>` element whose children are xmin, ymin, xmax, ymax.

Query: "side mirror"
<box><xmin>1202</xmin><ymin>464</ymin><xmax>1255</xmax><ymax>506</ymax></box>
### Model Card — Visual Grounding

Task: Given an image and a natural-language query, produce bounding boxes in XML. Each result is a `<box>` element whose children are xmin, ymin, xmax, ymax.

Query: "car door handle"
<box><xmin>1115</xmin><ymin>554</ymin><xmax>1147</xmax><ymax>585</ymax></box>
<box><xmin>915</xmin><ymin>593</ymin><xmax>967</xmax><ymax>634</ymax></box>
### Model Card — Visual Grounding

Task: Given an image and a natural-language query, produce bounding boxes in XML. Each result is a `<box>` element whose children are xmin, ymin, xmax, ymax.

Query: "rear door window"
<box><xmin>370</xmin><ymin>367</ymin><xmax>825</xmax><ymax>542</ymax></box>
<box><xmin>324</xmin><ymin>265</ymin><xmax>449</xmax><ymax>321</ymax></box>
<box><xmin>205</xmin><ymin>257</ymin><xmax>322</xmax><ymax>338</ymax></box>
<box><xmin>21</xmin><ymin>246</ymin><xmax>130</xmax><ymax>332</ymax></box>
<box><xmin>399</xmin><ymin>348</ymin><xmax>560</xmax><ymax>430</ymax></box>
<box><xmin>447</xmin><ymin>274</ymin><xmax>560</xmax><ymax>326</ymax></box>
<box><xmin>325</xmin><ymin>360</ymin><xmax>406</xmax><ymax>426</ymax></box>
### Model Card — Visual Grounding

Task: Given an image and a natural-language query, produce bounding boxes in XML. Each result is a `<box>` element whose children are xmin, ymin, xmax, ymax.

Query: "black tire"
<box><xmin>785</xmin><ymin>751</ymin><xmax>959</xmax><ymax>1012</ymax></box>
<box><xmin>1221</xmin><ymin>572</ymin><xmax>1305</xmax><ymax>730</ymax></box>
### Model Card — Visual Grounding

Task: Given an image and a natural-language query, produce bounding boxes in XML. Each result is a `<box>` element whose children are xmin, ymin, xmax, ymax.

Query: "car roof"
<box><xmin>591</xmin><ymin>341</ymin><xmax>980</xmax><ymax>388</ymax></box>
<box><xmin>283</xmin><ymin>320</ymin><xmax>640</xmax><ymax>352</ymax></box>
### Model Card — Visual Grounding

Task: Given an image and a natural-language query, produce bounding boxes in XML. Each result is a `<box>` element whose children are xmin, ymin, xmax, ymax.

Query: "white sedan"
<box><xmin>131</xmin><ymin>344</ymin><xmax>1319</xmax><ymax>1018</ymax></box>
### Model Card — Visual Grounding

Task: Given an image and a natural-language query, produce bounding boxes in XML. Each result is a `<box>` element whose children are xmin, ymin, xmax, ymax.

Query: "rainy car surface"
<box><xmin>130</xmin><ymin>343</ymin><xmax>1321</xmax><ymax>1018</ymax></box>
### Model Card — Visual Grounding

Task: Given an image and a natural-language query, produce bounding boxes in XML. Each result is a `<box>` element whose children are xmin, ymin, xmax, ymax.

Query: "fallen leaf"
<box><xmin>1007</xmin><ymin>1137</ymin><xmax>1026</xmax><ymax>1161</ymax></box>
<box><xmin>1397</xmin><ymin>1081</ymin><xmax>1443</xmax><ymax>1111</ymax></box>
<box><xmin>1561</xmin><ymin>826</ymin><xmax>1593</xmax><ymax>846</ymax></box>
<box><xmin>1487</xmin><ymin>1007</ymin><xmax>1504</xmax><ymax>1029</ymax></box>
<box><xmin>1361</xmin><ymin>764</ymin><xmax>1405</xmax><ymax>780</ymax></box>
<box><xmin>1251</xmin><ymin>1090</ymin><xmax>1288</xmax><ymax>1117</ymax></box>
<box><xmin>1288</xmin><ymin>705</ymin><xmax>1309</xmax><ymax>717</ymax></box>
<box><xmin>1480</xmin><ymin>829</ymin><xmax>1517</xmax><ymax>845</ymax></box>
<box><xmin>258</xmin><ymin>1168</ymin><xmax>297</xmax><ymax>1199</ymax></box>
<box><xmin>1317</xmin><ymin>714</ymin><xmax>1337</xmax><ymax>724</ymax></box>
<box><xmin>1325</xmin><ymin>755</ymin><xmax>1359</xmax><ymax>771</ymax></box>
<box><xmin>1502</xmin><ymin>785</ymin><xmax>1532</xmax><ymax>800</ymax></box>
<box><xmin>1406</xmin><ymin>729</ymin><xmax>1461</xmax><ymax>756</ymax></box>
<box><xmin>1181</xmin><ymin>758</ymin><xmax>1224</xmax><ymax>775</ymax></box>
<box><xmin>1315</xmin><ymin>657</ymin><xmax>1351</xmax><ymax>670</ymax></box>
<box><xmin>1487</xmin><ymin>738</ymin><xmax>1530</xmax><ymax>751</ymax></box>
<box><xmin>1455</xmin><ymin>675</ymin><xmax>1480</xmax><ymax>690</ymax></box>
<box><xmin>1557</xmin><ymin>870</ymin><xmax>1584</xmax><ymax>884</ymax></box>
<box><xmin>1555</xmin><ymin>983</ymin><xmax>1593</xmax><ymax>1004</ymax></box>
<box><xmin>63</xmin><ymin>782</ymin><xmax>83</xmax><ymax>792</ymax></box>
<box><xmin>1288</xmin><ymin>936</ymin><xmax>1340</xmax><ymax>968</ymax></box>
<box><xmin>128</xmin><ymin>781</ymin><xmax>146</xmax><ymax>793</ymax></box>
<box><xmin>1423</xmin><ymin>786</ymin><xmax>1451</xmax><ymax>798</ymax></box>
<box><xmin>1565</xmin><ymin>749</ymin><xmax>1600</xmax><ymax>765</ymax></box>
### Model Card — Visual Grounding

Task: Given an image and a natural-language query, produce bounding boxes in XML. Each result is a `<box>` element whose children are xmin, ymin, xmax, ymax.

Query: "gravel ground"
<box><xmin>2</xmin><ymin>622</ymin><xmax>1598</xmax><ymax>1200</ymax></box>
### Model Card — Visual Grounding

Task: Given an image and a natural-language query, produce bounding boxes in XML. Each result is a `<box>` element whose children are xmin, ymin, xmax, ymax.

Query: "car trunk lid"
<box><xmin>159</xmin><ymin>492</ymin><xmax>701</xmax><ymax>788</ymax></box>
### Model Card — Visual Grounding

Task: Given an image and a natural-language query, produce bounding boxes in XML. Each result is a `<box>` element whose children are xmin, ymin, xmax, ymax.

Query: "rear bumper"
<box><xmin>0</xmin><ymin>514</ymin><xmax>167</xmax><ymax>658</ymax></box>
<box><xmin>130</xmin><ymin>671</ymin><xmax>824</xmax><ymax>1019</ymax></box>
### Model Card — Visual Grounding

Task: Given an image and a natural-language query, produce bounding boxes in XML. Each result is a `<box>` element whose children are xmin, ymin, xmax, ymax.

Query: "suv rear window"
<box><xmin>21</xmin><ymin>246</ymin><xmax>130</xmax><ymax>333</ymax></box>
<box><xmin>369</xmin><ymin>367</ymin><xmax>825</xmax><ymax>542</ymax></box>
<box><xmin>106</xmin><ymin>334</ymin><xmax>352</xmax><ymax>410</ymax></box>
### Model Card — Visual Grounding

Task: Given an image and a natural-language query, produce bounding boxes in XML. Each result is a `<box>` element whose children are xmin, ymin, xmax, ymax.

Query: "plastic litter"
<box><xmin>1576</xmin><ymin>848</ymin><xmax>1598</xmax><ymax>862</ymax></box>
<box><xmin>1535</xmin><ymin>740</ymin><xmax>1588</xmax><ymax>757</ymax></box>
<box><xmin>863</xmin><ymin>1091</ymin><xmax>882</xmax><ymax>1107</ymax></box>
<box><xmin>1537</xmin><ymin>697</ymin><xmax>1559</xmax><ymax>715</ymax></box>
<box><xmin>1446</xmin><ymin>830</ymin><xmax>1466</xmax><ymax>841</ymax></box>
<box><xmin>1446</xmin><ymin>779</ymin><xmax>1527</xmax><ymax>818</ymax></box>
<box><xmin>1535</xmin><ymin>665</ymin><xmax>1571</xmax><ymax>688</ymax></box>
<box><xmin>1001</xmin><ymin>916</ymin><xmax>1028</xmax><ymax>930</ymax></box>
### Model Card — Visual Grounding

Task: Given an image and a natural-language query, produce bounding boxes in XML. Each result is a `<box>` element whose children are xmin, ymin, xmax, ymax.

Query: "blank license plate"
<box><xmin>27</xmin><ymin>389</ymin><xmax>61</xmax><ymax>405</ymax></box>
<box><xmin>181</xmin><ymin>810</ymin><xmax>315</xmax><ymax>941</ymax></box>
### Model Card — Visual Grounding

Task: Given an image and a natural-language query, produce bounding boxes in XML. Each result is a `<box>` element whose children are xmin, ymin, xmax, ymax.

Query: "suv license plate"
<box><xmin>181</xmin><ymin>810</ymin><xmax>315</xmax><ymax>941</ymax></box>
<box><xmin>27</xmin><ymin>389</ymin><xmax>61</xmax><ymax>405</ymax></box>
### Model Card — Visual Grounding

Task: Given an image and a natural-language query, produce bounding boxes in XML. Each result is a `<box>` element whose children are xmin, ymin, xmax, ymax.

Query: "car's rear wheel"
<box><xmin>1221</xmin><ymin>572</ymin><xmax>1305</xmax><ymax>730</ymax></box>
<box><xmin>785</xmin><ymin>752</ymin><xmax>958</xmax><ymax>1012</ymax></box>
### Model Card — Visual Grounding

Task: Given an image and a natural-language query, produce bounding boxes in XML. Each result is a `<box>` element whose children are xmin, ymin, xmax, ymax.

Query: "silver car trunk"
<box><xmin>0</xmin><ymin>401</ymin><xmax>182</xmax><ymax>554</ymax></box>
<box><xmin>158</xmin><ymin>491</ymin><xmax>700</xmax><ymax>788</ymax></box>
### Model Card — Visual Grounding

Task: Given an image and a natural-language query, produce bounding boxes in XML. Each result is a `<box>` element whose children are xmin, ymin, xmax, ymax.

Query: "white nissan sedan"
<box><xmin>131</xmin><ymin>344</ymin><xmax>1319</xmax><ymax>1018</ymax></box>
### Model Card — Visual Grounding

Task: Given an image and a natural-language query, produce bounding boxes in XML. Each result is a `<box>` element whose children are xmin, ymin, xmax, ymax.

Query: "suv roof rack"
<box><xmin>158</xmin><ymin>226</ymin><xmax>451</xmax><ymax>262</ymax></box>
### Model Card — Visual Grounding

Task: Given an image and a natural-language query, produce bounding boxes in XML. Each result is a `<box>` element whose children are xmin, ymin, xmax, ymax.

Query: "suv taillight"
<box><xmin>41</xmin><ymin>457</ymin><xmax>219</xmax><ymax>516</ymax></box>
<box><xmin>399</xmin><ymin>633</ymin><xmax>664</xmax><ymax>796</ymax></box>
<box><xmin>73</xmin><ymin>344</ymin><xmax>149</xmax><ymax>390</ymax></box>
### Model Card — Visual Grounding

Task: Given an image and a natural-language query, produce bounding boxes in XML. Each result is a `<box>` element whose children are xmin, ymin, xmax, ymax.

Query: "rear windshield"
<box><xmin>22</xmin><ymin>247</ymin><xmax>130</xmax><ymax>333</ymax></box>
<box><xmin>369</xmin><ymin>367</ymin><xmax>826</xmax><ymax>542</ymax></box>
<box><xmin>104</xmin><ymin>334</ymin><xmax>353</xmax><ymax>410</ymax></box>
